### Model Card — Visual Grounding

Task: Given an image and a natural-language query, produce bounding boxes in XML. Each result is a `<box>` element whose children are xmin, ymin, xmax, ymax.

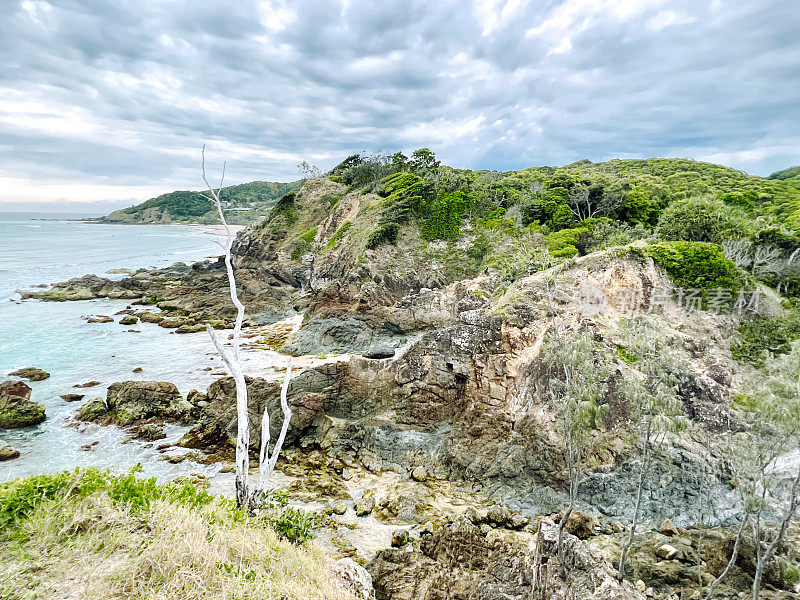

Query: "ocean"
<box><xmin>0</xmin><ymin>212</ymin><xmax>234</xmax><ymax>484</ymax></box>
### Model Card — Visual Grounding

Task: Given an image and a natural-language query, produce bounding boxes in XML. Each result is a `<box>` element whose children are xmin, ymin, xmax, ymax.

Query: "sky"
<box><xmin>1</xmin><ymin>0</ymin><xmax>799</xmax><ymax>212</ymax></box>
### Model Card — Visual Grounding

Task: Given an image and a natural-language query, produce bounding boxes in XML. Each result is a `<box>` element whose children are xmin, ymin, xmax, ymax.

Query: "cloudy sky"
<box><xmin>1</xmin><ymin>0</ymin><xmax>799</xmax><ymax>211</ymax></box>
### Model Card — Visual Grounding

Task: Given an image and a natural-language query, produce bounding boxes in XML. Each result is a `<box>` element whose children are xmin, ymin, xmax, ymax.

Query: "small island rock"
<box><xmin>0</xmin><ymin>380</ymin><xmax>46</xmax><ymax>428</ymax></box>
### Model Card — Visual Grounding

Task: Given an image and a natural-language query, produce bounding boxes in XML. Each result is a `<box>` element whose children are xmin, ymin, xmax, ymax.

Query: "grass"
<box><xmin>0</xmin><ymin>469</ymin><xmax>345</xmax><ymax>600</ymax></box>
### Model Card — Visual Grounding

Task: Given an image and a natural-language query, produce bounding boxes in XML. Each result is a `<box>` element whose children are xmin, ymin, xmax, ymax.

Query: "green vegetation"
<box><xmin>327</xmin><ymin>221</ymin><xmax>352</xmax><ymax>248</ymax></box>
<box><xmin>102</xmin><ymin>180</ymin><xmax>302</xmax><ymax>225</ymax></box>
<box><xmin>731</xmin><ymin>312</ymin><xmax>800</xmax><ymax>365</ymax></box>
<box><xmin>0</xmin><ymin>469</ymin><xmax>340</xmax><ymax>600</ymax></box>
<box><xmin>635</xmin><ymin>241</ymin><xmax>742</xmax><ymax>291</ymax></box>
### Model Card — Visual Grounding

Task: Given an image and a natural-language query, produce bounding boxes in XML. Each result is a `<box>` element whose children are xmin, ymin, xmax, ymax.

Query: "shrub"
<box><xmin>638</xmin><ymin>241</ymin><xmax>742</xmax><ymax>291</ymax></box>
<box><xmin>421</xmin><ymin>190</ymin><xmax>473</xmax><ymax>240</ymax></box>
<box><xmin>655</xmin><ymin>195</ymin><xmax>752</xmax><ymax>244</ymax></box>
<box><xmin>521</xmin><ymin>189</ymin><xmax>575</xmax><ymax>231</ymax></box>
<box><xmin>731</xmin><ymin>313</ymin><xmax>800</xmax><ymax>365</ymax></box>
<box><xmin>269</xmin><ymin>506</ymin><xmax>314</xmax><ymax>544</ymax></box>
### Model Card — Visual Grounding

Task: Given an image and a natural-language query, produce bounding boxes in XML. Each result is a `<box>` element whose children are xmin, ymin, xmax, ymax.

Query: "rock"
<box><xmin>410</xmin><ymin>466</ymin><xmax>428</xmax><ymax>482</ymax></box>
<box><xmin>136</xmin><ymin>423</ymin><xmax>166</xmax><ymax>441</ymax></box>
<box><xmin>60</xmin><ymin>394</ymin><xmax>85</xmax><ymax>402</ymax></box>
<box><xmin>74</xmin><ymin>380</ymin><xmax>101</xmax><ymax>388</ymax></box>
<box><xmin>656</xmin><ymin>544</ymin><xmax>678</xmax><ymax>560</ymax></box>
<box><xmin>487</xmin><ymin>504</ymin><xmax>513</xmax><ymax>527</ymax></box>
<box><xmin>330</xmin><ymin>557</ymin><xmax>375</xmax><ymax>600</ymax></box>
<box><xmin>8</xmin><ymin>367</ymin><xmax>50</xmax><ymax>381</ymax></box>
<box><xmin>85</xmin><ymin>314</ymin><xmax>113</xmax><ymax>323</ymax></box>
<box><xmin>0</xmin><ymin>380</ymin><xmax>46</xmax><ymax>428</ymax></box>
<box><xmin>635</xmin><ymin>580</ymin><xmax>646</xmax><ymax>592</ymax></box>
<box><xmin>0</xmin><ymin>440</ymin><xmax>20</xmax><ymax>461</ymax></box>
<box><xmin>77</xmin><ymin>397</ymin><xmax>109</xmax><ymax>421</ymax></box>
<box><xmin>132</xmin><ymin>367</ymin><xmax>143</xmax><ymax>373</ymax></box>
<box><xmin>391</xmin><ymin>529</ymin><xmax>409</xmax><ymax>547</ymax></box>
<box><xmin>106</xmin><ymin>380</ymin><xmax>185</xmax><ymax>424</ymax></box>
<box><xmin>354</xmin><ymin>496</ymin><xmax>375</xmax><ymax>517</ymax></box>
<box><xmin>659</xmin><ymin>518</ymin><xmax>679</xmax><ymax>537</ymax></box>
<box><xmin>119</xmin><ymin>316</ymin><xmax>139</xmax><ymax>325</ymax></box>
<box><xmin>563</xmin><ymin>510</ymin><xmax>600</xmax><ymax>540</ymax></box>
<box><xmin>510</xmin><ymin>513</ymin><xmax>530</xmax><ymax>529</ymax></box>
<box><xmin>332</xmin><ymin>500</ymin><xmax>348</xmax><ymax>515</ymax></box>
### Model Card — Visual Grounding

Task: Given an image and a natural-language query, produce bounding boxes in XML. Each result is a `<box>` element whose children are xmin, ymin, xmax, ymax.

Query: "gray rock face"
<box><xmin>288</xmin><ymin>317</ymin><xmax>408</xmax><ymax>356</ymax></box>
<box><xmin>106</xmin><ymin>381</ymin><xmax>186</xmax><ymax>425</ymax></box>
<box><xmin>0</xmin><ymin>380</ymin><xmax>46</xmax><ymax>428</ymax></box>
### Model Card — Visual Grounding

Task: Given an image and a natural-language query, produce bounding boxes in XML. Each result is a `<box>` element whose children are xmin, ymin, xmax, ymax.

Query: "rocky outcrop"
<box><xmin>0</xmin><ymin>380</ymin><xmax>46</xmax><ymax>428</ymax></box>
<box><xmin>532</xmin><ymin>520</ymin><xmax>644</xmax><ymax>600</ymax></box>
<box><xmin>8</xmin><ymin>367</ymin><xmax>50</xmax><ymax>381</ymax></box>
<box><xmin>78</xmin><ymin>381</ymin><xmax>189</xmax><ymax>426</ymax></box>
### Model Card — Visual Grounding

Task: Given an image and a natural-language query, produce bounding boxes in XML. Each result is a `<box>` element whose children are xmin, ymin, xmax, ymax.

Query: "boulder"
<box><xmin>74</xmin><ymin>380</ymin><xmax>101</xmax><ymax>388</ymax></box>
<box><xmin>8</xmin><ymin>367</ymin><xmax>50</xmax><ymax>381</ymax></box>
<box><xmin>60</xmin><ymin>394</ymin><xmax>85</xmax><ymax>402</ymax></box>
<box><xmin>411</xmin><ymin>466</ymin><xmax>428</xmax><ymax>482</ymax></box>
<box><xmin>0</xmin><ymin>440</ymin><xmax>20</xmax><ymax>461</ymax></box>
<box><xmin>330</xmin><ymin>557</ymin><xmax>376</xmax><ymax>600</ymax></box>
<box><xmin>85</xmin><ymin>315</ymin><xmax>113</xmax><ymax>323</ymax></box>
<box><xmin>106</xmin><ymin>381</ymin><xmax>186</xmax><ymax>424</ymax></box>
<box><xmin>77</xmin><ymin>397</ymin><xmax>109</xmax><ymax>421</ymax></box>
<box><xmin>0</xmin><ymin>380</ymin><xmax>46</xmax><ymax>428</ymax></box>
<box><xmin>658</xmin><ymin>518</ymin><xmax>678</xmax><ymax>537</ymax></box>
<box><xmin>119</xmin><ymin>316</ymin><xmax>139</xmax><ymax>325</ymax></box>
<box><xmin>656</xmin><ymin>544</ymin><xmax>678</xmax><ymax>560</ymax></box>
<box><xmin>354</xmin><ymin>495</ymin><xmax>375</xmax><ymax>517</ymax></box>
<box><xmin>563</xmin><ymin>510</ymin><xmax>600</xmax><ymax>540</ymax></box>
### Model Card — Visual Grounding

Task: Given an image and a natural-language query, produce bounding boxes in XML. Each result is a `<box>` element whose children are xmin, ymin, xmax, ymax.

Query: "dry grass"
<box><xmin>0</xmin><ymin>484</ymin><xmax>347</xmax><ymax>600</ymax></box>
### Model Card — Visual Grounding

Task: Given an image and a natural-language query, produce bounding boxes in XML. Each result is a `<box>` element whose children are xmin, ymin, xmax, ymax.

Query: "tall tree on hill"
<box><xmin>542</xmin><ymin>281</ymin><xmax>610</xmax><ymax>576</ymax></box>
<box><xmin>201</xmin><ymin>147</ymin><xmax>293</xmax><ymax>511</ymax></box>
<box><xmin>616</xmin><ymin>317</ymin><xmax>689</xmax><ymax>582</ymax></box>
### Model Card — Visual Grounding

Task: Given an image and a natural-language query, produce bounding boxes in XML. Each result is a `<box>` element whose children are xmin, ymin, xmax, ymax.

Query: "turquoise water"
<box><xmin>0</xmin><ymin>213</ymin><xmax>231</xmax><ymax>483</ymax></box>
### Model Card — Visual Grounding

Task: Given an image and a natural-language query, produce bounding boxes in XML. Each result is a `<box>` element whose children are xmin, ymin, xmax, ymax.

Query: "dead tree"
<box><xmin>201</xmin><ymin>146</ymin><xmax>293</xmax><ymax>511</ymax></box>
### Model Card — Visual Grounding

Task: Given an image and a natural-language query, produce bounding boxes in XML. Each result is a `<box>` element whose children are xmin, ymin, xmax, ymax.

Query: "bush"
<box><xmin>521</xmin><ymin>189</ymin><xmax>575</xmax><ymax>231</ymax></box>
<box><xmin>269</xmin><ymin>506</ymin><xmax>314</xmax><ymax>544</ymax></box>
<box><xmin>731</xmin><ymin>313</ymin><xmax>800</xmax><ymax>365</ymax></box>
<box><xmin>421</xmin><ymin>190</ymin><xmax>473</xmax><ymax>240</ymax></box>
<box><xmin>638</xmin><ymin>241</ymin><xmax>742</xmax><ymax>290</ymax></box>
<box><xmin>655</xmin><ymin>195</ymin><xmax>752</xmax><ymax>244</ymax></box>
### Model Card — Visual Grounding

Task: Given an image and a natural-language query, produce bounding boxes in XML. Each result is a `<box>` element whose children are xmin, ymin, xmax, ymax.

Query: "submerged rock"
<box><xmin>8</xmin><ymin>367</ymin><xmax>50</xmax><ymax>381</ymax></box>
<box><xmin>0</xmin><ymin>440</ymin><xmax>20</xmax><ymax>461</ymax></box>
<box><xmin>60</xmin><ymin>394</ymin><xmax>85</xmax><ymax>402</ymax></box>
<box><xmin>0</xmin><ymin>380</ymin><xmax>46</xmax><ymax>428</ymax></box>
<box><xmin>119</xmin><ymin>315</ymin><xmax>139</xmax><ymax>325</ymax></box>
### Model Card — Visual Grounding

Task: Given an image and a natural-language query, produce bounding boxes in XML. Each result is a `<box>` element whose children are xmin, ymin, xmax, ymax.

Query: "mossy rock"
<box><xmin>77</xmin><ymin>397</ymin><xmax>109</xmax><ymax>422</ymax></box>
<box><xmin>8</xmin><ymin>367</ymin><xmax>50</xmax><ymax>381</ymax></box>
<box><xmin>0</xmin><ymin>381</ymin><xmax>46</xmax><ymax>428</ymax></box>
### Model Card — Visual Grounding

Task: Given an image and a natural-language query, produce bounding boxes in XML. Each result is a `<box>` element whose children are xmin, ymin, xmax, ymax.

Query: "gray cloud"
<box><xmin>1</xmin><ymin>0</ymin><xmax>799</xmax><ymax>208</ymax></box>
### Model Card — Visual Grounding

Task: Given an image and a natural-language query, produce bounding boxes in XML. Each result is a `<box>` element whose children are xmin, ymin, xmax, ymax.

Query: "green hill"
<box><xmin>768</xmin><ymin>165</ymin><xmax>800</xmax><ymax>182</ymax></box>
<box><xmin>100</xmin><ymin>180</ymin><xmax>302</xmax><ymax>225</ymax></box>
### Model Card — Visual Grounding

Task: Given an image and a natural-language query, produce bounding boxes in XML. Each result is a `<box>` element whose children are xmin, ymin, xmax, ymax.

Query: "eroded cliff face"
<box><xmin>177</xmin><ymin>237</ymin><xmax>761</xmax><ymax>529</ymax></box>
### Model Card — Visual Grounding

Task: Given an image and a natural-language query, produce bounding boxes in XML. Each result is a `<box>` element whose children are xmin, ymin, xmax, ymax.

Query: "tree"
<box><xmin>297</xmin><ymin>160</ymin><xmax>321</xmax><ymax>179</ymax></box>
<box><xmin>201</xmin><ymin>147</ymin><xmax>293</xmax><ymax>511</ymax></box>
<box><xmin>616</xmin><ymin>317</ymin><xmax>689</xmax><ymax>581</ymax></box>
<box><xmin>409</xmin><ymin>147</ymin><xmax>440</xmax><ymax>173</ymax></box>
<box><xmin>542</xmin><ymin>283</ymin><xmax>610</xmax><ymax>575</ymax></box>
<box><xmin>731</xmin><ymin>344</ymin><xmax>800</xmax><ymax>600</ymax></box>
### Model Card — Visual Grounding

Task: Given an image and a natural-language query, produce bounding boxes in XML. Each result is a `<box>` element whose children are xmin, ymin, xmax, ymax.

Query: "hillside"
<box><xmin>98</xmin><ymin>180</ymin><xmax>302</xmax><ymax>225</ymax></box>
<box><xmin>769</xmin><ymin>165</ymin><xmax>800</xmax><ymax>182</ymax></box>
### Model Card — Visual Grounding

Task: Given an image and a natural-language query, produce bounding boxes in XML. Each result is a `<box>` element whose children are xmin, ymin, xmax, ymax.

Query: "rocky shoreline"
<box><xmin>8</xmin><ymin>177</ymin><xmax>800</xmax><ymax>599</ymax></box>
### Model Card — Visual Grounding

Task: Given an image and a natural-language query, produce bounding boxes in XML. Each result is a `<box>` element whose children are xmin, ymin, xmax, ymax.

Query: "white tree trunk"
<box><xmin>201</xmin><ymin>146</ymin><xmax>293</xmax><ymax>510</ymax></box>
